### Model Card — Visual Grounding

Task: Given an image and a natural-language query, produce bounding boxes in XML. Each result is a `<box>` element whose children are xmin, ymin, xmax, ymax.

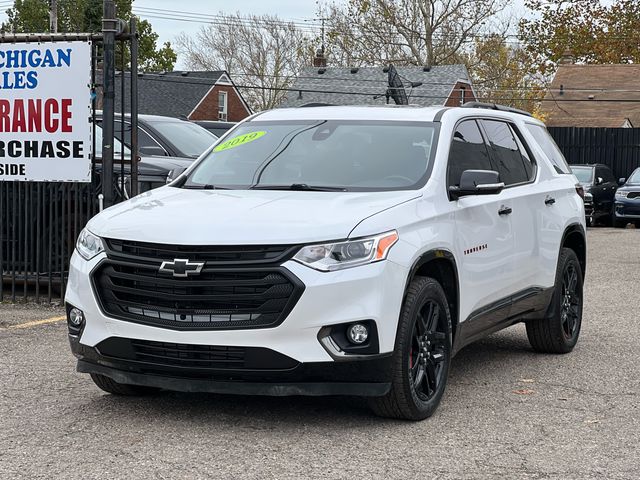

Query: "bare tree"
<box><xmin>176</xmin><ymin>13</ymin><xmax>307</xmax><ymax>111</ymax></box>
<box><xmin>322</xmin><ymin>0</ymin><xmax>509</xmax><ymax>67</ymax></box>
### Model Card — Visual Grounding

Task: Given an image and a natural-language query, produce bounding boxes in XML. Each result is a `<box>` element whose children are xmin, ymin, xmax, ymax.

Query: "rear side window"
<box><xmin>525</xmin><ymin>124</ymin><xmax>571</xmax><ymax>174</ymax></box>
<box><xmin>447</xmin><ymin>120</ymin><xmax>493</xmax><ymax>187</ymax></box>
<box><xmin>480</xmin><ymin>120</ymin><xmax>532</xmax><ymax>186</ymax></box>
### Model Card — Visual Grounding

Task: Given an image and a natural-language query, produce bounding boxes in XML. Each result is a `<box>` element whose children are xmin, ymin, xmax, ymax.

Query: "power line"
<box><xmin>133</xmin><ymin>6</ymin><xmax>321</xmax><ymax>31</ymax></box>
<box><xmin>134</xmin><ymin>74</ymin><xmax>640</xmax><ymax>103</ymax></box>
<box><xmin>137</xmin><ymin>71</ymin><xmax>640</xmax><ymax>95</ymax></box>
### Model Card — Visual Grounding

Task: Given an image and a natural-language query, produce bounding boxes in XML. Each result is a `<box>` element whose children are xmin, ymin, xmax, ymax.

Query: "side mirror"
<box><xmin>139</xmin><ymin>145</ymin><xmax>167</xmax><ymax>157</ymax></box>
<box><xmin>596</xmin><ymin>176</ymin><xmax>604</xmax><ymax>185</ymax></box>
<box><xmin>618</xmin><ymin>178</ymin><xmax>626</xmax><ymax>186</ymax></box>
<box><xmin>449</xmin><ymin>170</ymin><xmax>505</xmax><ymax>200</ymax></box>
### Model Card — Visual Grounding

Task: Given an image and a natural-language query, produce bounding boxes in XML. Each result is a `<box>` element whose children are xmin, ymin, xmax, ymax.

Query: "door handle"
<box><xmin>498</xmin><ymin>206</ymin><xmax>512</xmax><ymax>216</ymax></box>
<box><xmin>545</xmin><ymin>196</ymin><xmax>556</xmax><ymax>205</ymax></box>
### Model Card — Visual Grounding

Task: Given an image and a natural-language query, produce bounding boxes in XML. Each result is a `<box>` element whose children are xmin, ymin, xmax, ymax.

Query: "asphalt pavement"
<box><xmin>0</xmin><ymin>228</ymin><xmax>638</xmax><ymax>479</ymax></box>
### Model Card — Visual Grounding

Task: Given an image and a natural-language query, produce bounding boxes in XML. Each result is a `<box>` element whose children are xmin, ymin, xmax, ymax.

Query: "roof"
<box><xmin>258</xmin><ymin>105</ymin><xmax>443</xmax><ymax>122</ymax></box>
<box><xmin>542</xmin><ymin>65</ymin><xmax>640</xmax><ymax>128</ymax></box>
<box><xmin>279</xmin><ymin>65</ymin><xmax>472</xmax><ymax>108</ymax></box>
<box><xmin>95</xmin><ymin>111</ymin><xmax>196</xmax><ymax>123</ymax></box>
<box><xmin>114</xmin><ymin>71</ymin><xmax>227</xmax><ymax>119</ymax></box>
<box><xmin>253</xmin><ymin>104</ymin><xmax>542</xmax><ymax>125</ymax></box>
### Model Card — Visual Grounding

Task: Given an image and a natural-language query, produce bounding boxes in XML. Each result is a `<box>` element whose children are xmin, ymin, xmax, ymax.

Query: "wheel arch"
<box><xmin>561</xmin><ymin>223</ymin><xmax>587</xmax><ymax>275</ymax></box>
<box><xmin>406</xmin><ymin>249</ymin><xmax>460</xmax><ymax>342</ymax></box>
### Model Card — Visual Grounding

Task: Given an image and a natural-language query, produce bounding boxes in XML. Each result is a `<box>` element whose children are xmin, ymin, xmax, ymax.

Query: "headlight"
<box><xmin>76</xmin><ymin>229</ymin><xmax>105</xmax><ymax>260</ymax></box>
<box><xmin>584</xmin><ymin>192</ymin><xmax>593</xmax><ymax>201</ymax></box>
<box><xmin>294</xmin><ymin>231</ymin><xmax>398</xmax><ymax>271</ymax></box>
<box><xmin>616</xmin><ymin>190</ymin><xmax>628</xmax><ymax>198</ymax></box>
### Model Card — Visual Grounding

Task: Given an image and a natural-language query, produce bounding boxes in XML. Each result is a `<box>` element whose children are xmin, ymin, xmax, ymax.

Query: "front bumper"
<box><xmin>615</xmin><ymin>199</ymin><xmax>640</xmax><ymax>219</ymax></box>
<box><xmin>65</xmin><ymin>247</ymin><xmax>408</xmax><ymax>394</ymax></box>
<box><xmin>70</xmin><ymin>335</ymin><xmax>392</xmax><ymax>396</ymax></box>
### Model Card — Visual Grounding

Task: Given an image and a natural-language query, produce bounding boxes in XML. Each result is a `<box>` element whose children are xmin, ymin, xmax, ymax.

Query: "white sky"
<box><xmin>0</xmin><ymin>0</ymin><xmax>534</xmax><ymax>69</ymax></box>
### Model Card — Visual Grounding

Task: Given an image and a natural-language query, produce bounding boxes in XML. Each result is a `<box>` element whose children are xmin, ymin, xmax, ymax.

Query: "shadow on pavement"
<box><xmin>82</xmin><ymin>328</ymin><xmax>541</xmax><ymax>426</ymax></box>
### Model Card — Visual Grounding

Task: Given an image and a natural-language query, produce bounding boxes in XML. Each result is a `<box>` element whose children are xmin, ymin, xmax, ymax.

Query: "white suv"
<box><xmin>66</xmin><ymin>104</ymin><xmax>586</xmax><ymax>420</ymax></box>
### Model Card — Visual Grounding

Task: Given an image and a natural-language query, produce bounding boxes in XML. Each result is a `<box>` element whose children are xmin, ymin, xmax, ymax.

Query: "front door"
<box><xmin>447</xmin><ymin>119</ymin><xmax>516</xmax><ymax>338</ymax></box>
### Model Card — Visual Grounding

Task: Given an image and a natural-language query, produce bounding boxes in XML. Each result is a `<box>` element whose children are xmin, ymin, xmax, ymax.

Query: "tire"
<box><xmin>368</xmin><ymin>277</ymin><xmax>452</xmax><ymax>420</ymax></box>
<box><xmin>526</xmin><ymin>248</ymin><xmax>583</xmax><ymax>354</ymax></box>
<box><xmin>90</xmin><ymin>373</ymin><xmax>159</xmax><ymax>396</ymax></box>
<box><xmin>613</xmin><ymin>217</ymin><xmax>627</xmax><ymax>228</ymax></box>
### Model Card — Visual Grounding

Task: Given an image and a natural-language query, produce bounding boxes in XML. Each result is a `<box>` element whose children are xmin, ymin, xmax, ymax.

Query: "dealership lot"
<box><xmin>0</xmin><ymin>228</ymin><xmax>638</xmax><ymax>479</ymax></box>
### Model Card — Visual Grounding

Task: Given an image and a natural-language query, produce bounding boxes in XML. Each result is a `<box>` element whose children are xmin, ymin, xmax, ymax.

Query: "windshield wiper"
<box><xmin>182</xmin><ymin>184</ymin><xmax>230</xmax><ymax>190</ymax></box>
<box><xmin>251</xmin><ymin>183</ymin><xmax>348</xmax><ymax>192</ymax></box>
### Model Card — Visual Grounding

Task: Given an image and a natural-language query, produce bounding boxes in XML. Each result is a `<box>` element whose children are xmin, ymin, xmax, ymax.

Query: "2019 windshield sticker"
<box><xmin>214</xmin><ymin>131</ymin><xmax>266</xmax><ymax>152</ymax></box>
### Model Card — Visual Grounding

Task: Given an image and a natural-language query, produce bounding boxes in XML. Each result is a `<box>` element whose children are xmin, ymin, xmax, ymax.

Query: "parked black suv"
<box><xmin>570</xmin><ymin>164</ymin><xmax>619</xmax><ymax>226</ymax></box>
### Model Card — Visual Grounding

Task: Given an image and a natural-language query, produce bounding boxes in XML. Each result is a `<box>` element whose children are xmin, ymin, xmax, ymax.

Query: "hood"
<box><xmin>87</xmin><ymin>187</ymin><xmax>421</xmax><ymax>245</ymax></box>
<box><xmin>137</xmin><ymin>157</ymin><xmax>194</xmax><ymax>177</ymax></box>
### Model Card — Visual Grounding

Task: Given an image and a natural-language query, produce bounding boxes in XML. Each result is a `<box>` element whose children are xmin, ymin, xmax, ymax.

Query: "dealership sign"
<box><xmin>0</xmin><ymin>41</ymin><xmax>92</xmax><ymax>182</ymax></box>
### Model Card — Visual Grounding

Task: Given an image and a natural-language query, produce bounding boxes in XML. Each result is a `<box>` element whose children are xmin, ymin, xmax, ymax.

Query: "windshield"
<box><xmin>571</xmin><ymin>166</ymin><xmax>593</xmax><ymax>184</ymax></box>
<box><xmin>627</xmin><ymin>168</ymin><xmax>640</xmax><ymax>184</ymax></box>
<box><xmin>148</xmin><ymin>120</ymin><xmax>218</xmax><ymax>158</ymax></box>
<box><xmin>184</xmin><ymin>120</ymin><xmax>437</xmax><ymax>191</ymax></box>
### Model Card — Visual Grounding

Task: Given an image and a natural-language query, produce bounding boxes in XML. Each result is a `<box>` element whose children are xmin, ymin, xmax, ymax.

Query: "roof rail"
<box><xmin>298</xmin><ymin>102</ymin><xmax>335</xmax><ymax>108</ymax></box>
<box><xmin>461</xmin><ymin>101</ymin><xmax>533</xmax><ymax>117</ymax></box>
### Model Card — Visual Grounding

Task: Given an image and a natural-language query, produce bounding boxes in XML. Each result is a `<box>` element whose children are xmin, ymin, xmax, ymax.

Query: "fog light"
<box><xmin>347</xmin><ymin>323</ymin><xmax>369</xmax><ymax>344</ymax></box>
<box><xmin>69</xmin><ymin>308</ymin><xmax>85</xmax><ymax>326</ymax></box>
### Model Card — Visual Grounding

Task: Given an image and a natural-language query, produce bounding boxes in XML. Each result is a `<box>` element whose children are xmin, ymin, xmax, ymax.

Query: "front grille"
<box><xmin>627</xmin><ymin>191</ymin><xmax>640</xmax><ymax>199</ymax></box>
<box><xmin>106</xmin><ymin>239</ymin><xmax>298</xmax><ymax>265</ymax></box>
<box><xmin>96</xmin><ymin>337</ymin><xmax>299</xmax><ymax>371</ymax></box>
<box><xmin>92</xmin><ymin>240</ymin><xmax>304</xmax><ymax>330</ymax></box>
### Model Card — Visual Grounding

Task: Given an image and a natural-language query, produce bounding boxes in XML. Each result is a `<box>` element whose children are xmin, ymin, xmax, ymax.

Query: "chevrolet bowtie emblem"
<box><xmin>158</xmin><ymin>258</ymin><xmax>204</xmax><ymax>278</ymax></box>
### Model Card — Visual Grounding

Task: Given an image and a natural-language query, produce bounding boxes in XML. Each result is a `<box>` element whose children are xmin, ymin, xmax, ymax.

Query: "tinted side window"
<box><xmin>447</xmin><ymin>120</ymin><xmax>493</xmax><ymax>187</ymax></box>
<box><xmin>112</xmin><ymin>122</ymin><xmax>168</xmax><ymax>156</ymax></box>
<box><xmin>512</xmin><ymin>128</ymin><xmax>535</xmax><ymax>180</ymax></box>
<box><xmin>481</xmin><ymin>120</ymin><xmax>530</xmax><ymax>186</ymax></box>
<box><xmin>525</xmin><ymin>124</ymin><xmax>571</xmax><ymax>174</ymax></box>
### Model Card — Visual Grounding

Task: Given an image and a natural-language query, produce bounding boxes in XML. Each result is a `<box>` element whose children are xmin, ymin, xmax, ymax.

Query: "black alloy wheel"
<box><xmin>527</xmin><ymin>248</ymin><xmax>583</xmax><ymax>354</ymax></box>
<box><xmin>369</xmin><ymin>277</ymin><xmax>452</xmax><ymax>420</ymax></box>
<box><xmin>410</xmin><ymin>300</ymin><xmax>447</xmax><ymax>401</ymax></box>
<box><xmin>560</xmin><ymin>262</ymin><xmax>581</xmax><ymax>340</ymax></box>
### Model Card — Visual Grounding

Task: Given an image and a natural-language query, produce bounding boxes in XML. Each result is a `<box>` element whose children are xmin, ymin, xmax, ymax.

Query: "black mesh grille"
<box><xmin>96</xmin><ymin>337</ymin><xmax>299</xmax><ymax>372</ymax></box>
<box><xmin>132</xmin><ymin>340</ymin><xmax>245</xmax><ymax>369</ymax></box>
<box><xmin>92</xmin><ymin>240</ymin><xmax>304</xmax><ymax>330</ymax></box>
<box><xmin>627</xmin><ymin>191</ymin><xmax>640</xmax><ymax>199</ymax></box>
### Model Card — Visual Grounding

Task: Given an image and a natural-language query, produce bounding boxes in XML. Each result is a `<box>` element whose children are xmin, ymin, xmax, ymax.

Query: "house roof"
<box><xmin>542</xmin><ymin>65</ymin><xmax>640</xmax><ymax>128</ymax></box>
<box><xmin>114</xmin><ymin>71</ymin><xmax>228</xmax><ymax>118</ymax></box>
<box><xmin>279</xmin><ymin>65</ymin><xmax>472</xmax><ymax>108</ymax></box>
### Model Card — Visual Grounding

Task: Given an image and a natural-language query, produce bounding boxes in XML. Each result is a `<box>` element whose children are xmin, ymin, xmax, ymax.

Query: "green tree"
<box><xmin>1</xmin><ymin>0</ymin><xmax>176</xmax><ymax>72</ymax></box>
<box><xmin>520</xmin><ymin>0</ymin><xmax>640</xmax><ymax>76</ymax></box>
<box><xmin>462</xmin><ymin>35</ymin><xmax>545</xmax><ymax>114</ymax></box>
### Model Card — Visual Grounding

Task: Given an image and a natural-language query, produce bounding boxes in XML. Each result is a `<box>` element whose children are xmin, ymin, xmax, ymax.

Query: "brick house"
<box><xmin>279</xmin><ymin>64</ymin><xmax>476</xmax><ymax>108</ymax></box>
<box><xmin>114</xmin><ymin>71</ymin><xmax>252</xmax><ymax>122</ymax></box>
<box><xmin>541</xmin><ymin>63</ymin><xmax>640</xmax><ymax>127</ymax></box>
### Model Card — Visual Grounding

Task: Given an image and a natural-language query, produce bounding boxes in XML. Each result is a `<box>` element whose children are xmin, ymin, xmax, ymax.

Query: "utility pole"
<box><xmin>102</xmin><ymin>0</ymin><xmax>116</xmax><ymax>207</ymax></box>
<box><xmin>49</xmin><ymin>0</ymin><xmax>57</xmax><ymax>33</ymax></box>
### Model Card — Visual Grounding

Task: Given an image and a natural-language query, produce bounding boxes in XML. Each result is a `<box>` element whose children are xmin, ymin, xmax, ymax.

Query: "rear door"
<box><xmin>448</xmin><ymin>119</ymin><xmax>516</xmax><ymax>334</ymax></box>
<box><xmin>523</xmin><ymin>123</ymin><xmax>576</xmax><ymax>290</ymax></box>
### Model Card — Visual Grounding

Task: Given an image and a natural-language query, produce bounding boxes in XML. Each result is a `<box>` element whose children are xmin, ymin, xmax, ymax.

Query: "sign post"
<box><xmin>0</xmin><ymin>41</ymin><xmax>92</xmax><ymax>182</ymax></box>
